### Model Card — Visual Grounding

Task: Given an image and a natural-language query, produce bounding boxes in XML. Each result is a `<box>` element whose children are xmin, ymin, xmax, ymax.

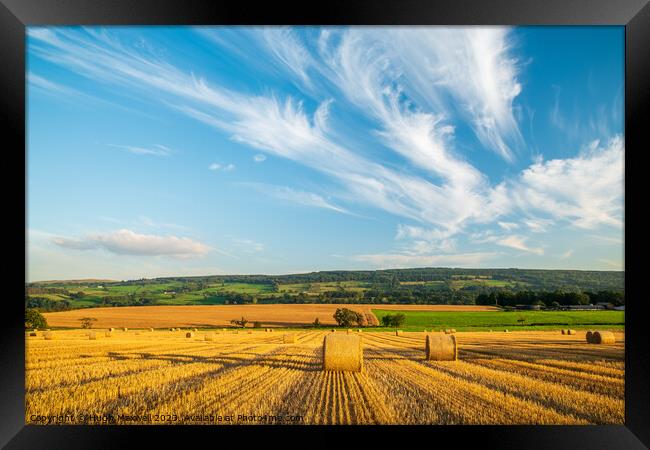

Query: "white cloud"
<box><xmin>335</xmin><ymin>27</ymin><xmax>524</xmax><ymax>161</ymax></box>
<box><xmin>136</xmin><ymin>215</ymin><xmax>189</xmax><ymax>231</ymax></box>
<box><xmin>352</xmin><ymin>252</ymin><xmax>497</xmax><ymax>269</ymax></box>
<box><xmin>315</xmin><ymin>29</ymin><xmax>511</xmax><ymax>235</ymax></box>
<box><xmin>512</xmin><ymin>136</ymin><xmax>624</xmax><ymax>229</ymax></box>
<box><xmin>468</xmin><ymin>230</ymin><xmax>500</xmax><ymax>244</ymax></box>
<box><xmin>231</xmin><ymin>238</ymin><xmax>264</xmax><ymax>253</ymax></box>
<box><xmin>588</xmin><ymin>234</ymin><xmax>623</xmax><ymax>245</ymax></box>
<box><xmin>497</xmin><ymin>235</ymin><xmax>544</xmax><ymax>255</ymax></box>
<box><xmin>244</xmin><ymin>183</ymin><xmax>349</xmax><ymax>214</ymax></box>
<box><xmin>522</xmin><ymin>218</ymin><xmax>553</xmax><ymax>233</ymax></box>
<box><xmin>209</xmin><ymin>162</ymin><xmax>235</xmax><ymax>172</ymax></box>
<box><xmin>498</xmin><ymin>221</ymin><xmax>519</xmax><ymax>231</ymax></box>
<box><xmin>52</xmin><ymin>229</ymin><xmax>210</xmax><ymax>258</ymax></box>
<box><xmin>253</xmin><ymin>154</ymin><xmax>267</xmax><ymax>162</ymax></box>
<box><xmin>260</xmin><ymin>27</ymin><xmax>314</xmax><ymax>87</ymax></box>
<box><xmin>108</xmin><ymin>144</ymin><xmax>172</xmax><ymax>157</ymax></box>
<box><xmin>559</xmin><ymin>249</ymin><xmax>574</xmax><ymax>259</ymax></box>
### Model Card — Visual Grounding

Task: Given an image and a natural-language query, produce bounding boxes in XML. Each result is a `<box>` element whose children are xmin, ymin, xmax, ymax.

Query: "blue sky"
<box><xmin>26</xmin><ymin>26</ymin><xmax>624</xmax><ymax>281</ymax></box>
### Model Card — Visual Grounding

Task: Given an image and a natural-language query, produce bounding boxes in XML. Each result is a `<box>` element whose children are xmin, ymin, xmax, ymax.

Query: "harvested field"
<box><xmin>42</xmin><ymin>304</ymin><xmax>499</xmax><ymax>329</ymax></box>
<box><xmin>25</xmin><ymin>329</ymin><xmax>624</xmax><ymax>425</ymax></box>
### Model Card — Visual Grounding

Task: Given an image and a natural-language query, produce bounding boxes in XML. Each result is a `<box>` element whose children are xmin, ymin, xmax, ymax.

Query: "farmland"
<box><xmin>372</xmin><ymin>309</ymin><xmax>625</xmax><ymax>331</ymax></box>
<box><xmin>25</xmin><ymin>329</ymin><xmax>624</xmax><ymax>425</ymax></box>
<box><xmin>42</xmin><ymin>304</ymin><xmax>499</xmax><ymax>329</ymax></box>
<box><xmin>25</xmin><ymin>268</ymin><xmax>625</xmax><ymax>312</ymax></box>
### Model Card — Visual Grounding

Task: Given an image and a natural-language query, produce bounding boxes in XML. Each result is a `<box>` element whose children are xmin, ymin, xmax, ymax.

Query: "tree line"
<box><xmin>475</xmin><ymin>289</ymin><xmax>624</xmax><ymax>307</ymax></box>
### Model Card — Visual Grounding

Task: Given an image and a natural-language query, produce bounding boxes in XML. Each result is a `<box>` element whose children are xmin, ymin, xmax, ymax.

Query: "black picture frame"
<box><xmin>1</xmin><ymin>0</ymin><xmax>648</xmax><ymax>447</ymax></box>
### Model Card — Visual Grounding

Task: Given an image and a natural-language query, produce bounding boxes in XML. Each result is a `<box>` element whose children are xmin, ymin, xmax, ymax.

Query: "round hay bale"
<box><xmin>29</xmin><ymin>332</ymin><xmax>37</xmax><ymax>337</ymax></box>
<box><xmin>347</xmin><ymin>329</ymin><xmax>352</xmax><ymax>334</ymax></box>
<box><xmin>444</xmin><ymin>329</ymin><xmax>452</xmax><ymax>334</ymax></box>
<box><xmin>149</xmin><ymin>328</ymin><xmax>154</xmax><ymax>332</ymax></box>
<box><xmin>193</xmin><ymin>328</ymin><xmax>198</xmax><ymax>332</ymax></box>
<box><xmin>425</xmin><ymin>334</ymin><xmax>457</xmax><ymax>361</ymax></box>
<box><xmin>43</xmin><ymin>332</ymin><xmax>55</xmax><ymax>340</ymax></box>
<box><xmin>322</xmin><ymin>334</ymin><xmax>363</xmax><ymax>372</ymax></box>
<box><xmin>358</xmin><ymin>329</ymin><xmax>362</xmax><ymax>333</ymax></box>
<box><xmin>108</xmin><ymin>328</ymin><xmax>114</xmax><ymax>332</ymax></box>
<box><xmin>450</xmin><ymin>329</ymin><xmax>456</xmax><ymax>333</ymax></box>
<box><xmin>330</xmin><ymin>329</ymin><xmax>336</xmax><ymax>332</ymax></box>
<box><xmin>586</xmin><ymin>330</ymin><xmax>594</xmax><ymax>343</ymax></box>
<box><xmin>283</xmin><ymin>334</ymin><xmax>296</xmax><ymax>344</ymax></box>
<box><xmin>561</xmin><ymin>329</ymin><xmax>567</xmax><ymax>335</ymax></box>
<box><xmin>504</xmin><ymin>329</ymin><xmax>509</xmax><ymax>333</ymax></box>
<box><xmin>395</xmin><ymin>330</ymin><xmax>403</xmax><ymax>336</ymax></box>
<box><xmin>186</xmin><ymin>332</ymin><xmax>194</xmax><ymax>338</ymax></box>
<box><xmin>105</xmin><ymin>331</ymin><xmax>112</xmax><ymax>338</ymax></box>
<box><xmin>204</xmin><ymin>333</ymin><xmax>215</xmax><ymax>341</ymax></box>
<box><xmin>122</xmin><ymin>327</ymin><xmax>128</xmax><ymax>332</ymax></box>
<box><xmin>567</xmin><ymin>329</ymin><xmax>576</xmax><ymax>335</ymax></box>
<box><xmin>265</xmin><ymin>328</ymin><xmax>271</xmax><ymax>332</ymax></box>
<box><xmin>593</xmin><ymin>330</ymin><xmax>616</xmax><ymax>344</ymax></box>
<box><xmin>88</xmin><ymin>332</ymin><xmax>97</xmax><ymax>340</ymax></box>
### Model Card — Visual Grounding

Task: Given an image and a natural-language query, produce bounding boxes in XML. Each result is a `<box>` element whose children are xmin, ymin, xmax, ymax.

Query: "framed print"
<box><xmin>1</xmin><ymin>0</ymin><xmax>648</xmax><ymax>447</ymax></box>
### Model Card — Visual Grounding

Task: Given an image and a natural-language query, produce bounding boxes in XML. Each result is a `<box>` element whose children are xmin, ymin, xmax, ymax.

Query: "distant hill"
<box><xmin>28</xmin><ymin>268</ymin><xmax>624</xmax><ymax>291</ymax></box>
<box><xmin>34</xmin><ymin>278</ymin><xmax>118</xmax><ymax>284</ymax></box>
<box><xmin>24</xmin><ymin>267</ymin><xmax>624</xmax><ymax>312</ymax></box>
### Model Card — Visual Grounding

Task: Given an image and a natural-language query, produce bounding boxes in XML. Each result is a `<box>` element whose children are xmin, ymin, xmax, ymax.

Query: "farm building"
<box><xmin>562</xmin><ymin>304</ymin><xmax>605</xmax><ymax>311</ymax></box>
<box><xmin>514</xmin><ymin>304</ymin><xmax>541</xmax><ymax>310</ymax></box>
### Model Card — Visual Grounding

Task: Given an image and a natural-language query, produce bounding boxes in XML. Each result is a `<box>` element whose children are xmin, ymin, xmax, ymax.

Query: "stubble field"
<box><xmin>25</xmin><ymin>328</ymin><xmax>624</xmax><ymax>425</ymax></box>
<box><xmin>41</xmin><ymin>304</ymin><xmax>499</xmax><ymax>328</ymax></box>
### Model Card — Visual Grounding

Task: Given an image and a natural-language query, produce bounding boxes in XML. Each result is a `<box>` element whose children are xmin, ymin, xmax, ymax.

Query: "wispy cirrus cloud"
<box><xmin>52</xmin><ymin>229</ymin><xmax>210</xmax><ymax>258</ymax></box>
<box><xmin>559</xmin><ymin>249</ymin><xmax>574</xmax><ymax>259</ymax></box>
<box><xmin>108</xmin><ymin>143</ymin><xmax>172</xmax><ymax>156</ymax></box>
<box><xmin>352</xmin><ymin>251</ymin><xmax>497</xmax><ymax>269</ymax></box>
<box><xmin>231</xmin><ymin>238</ymin><xmax>264</xmax><ymax>253</ymax></box>
<box><xmin>334</xmin><ymin>28</ymin><xmax>524</xmax><ymax>162</ymax></box>
<box><xmin>209</xmin><ymin>162</ymin><xmax>235</xmax><ymax>172</ymax></box>
<box><xmin>242</xmin><ymin>182</ymin><xmax>350</xmax><ymax>215</ymax></box>
<box><xmin>497</xmin><ymin>235</ymin><xmax>544</xmax><ymax>255</ymax></box>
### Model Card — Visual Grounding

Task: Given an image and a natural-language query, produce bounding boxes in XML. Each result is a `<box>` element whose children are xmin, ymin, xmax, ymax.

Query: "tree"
<box><xmin>313</xmin><ymin>317</ymin><xmax>321</xmax><ymax>327</ymax></box>
<box><xmin>230</xmin><ymin>316</ymin><xmax>248</xmax><ymax>328</ymax></box>
<box><xmin>333</xmin><ymin>308</ymin><xmax>363</xmax><ymax>327</ymax></box>
<box><xmin>25</xmin><ymin>308</ymin><xmax>47</xmax><ymax>329</ymax></box>
<box><xmin>79</xmin><ymin>317</ymin><xmax>98</xmax><ymax>329</ymax></box>
<box><xmin>380</xmin><ymin>313</ymin><xmax>406</xmax><ymax>328</ymax></box>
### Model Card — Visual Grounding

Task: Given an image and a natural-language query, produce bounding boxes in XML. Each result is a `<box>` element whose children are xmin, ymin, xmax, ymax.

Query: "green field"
<box><xmin>372</xmin><ymin>309</ymin><xmax>625</xmax><ymax>331</ymax></box>
<box><xmin>278</xmin><ymin>281</ymin><xmax>370</xmax><ymax>294</ymax></box>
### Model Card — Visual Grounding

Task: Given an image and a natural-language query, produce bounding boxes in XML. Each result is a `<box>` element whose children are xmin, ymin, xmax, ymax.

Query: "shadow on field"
<box><xmin>103</xmin><ymin>346</ymin><xmax>322</xmax><ymax>372</ymax></box>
